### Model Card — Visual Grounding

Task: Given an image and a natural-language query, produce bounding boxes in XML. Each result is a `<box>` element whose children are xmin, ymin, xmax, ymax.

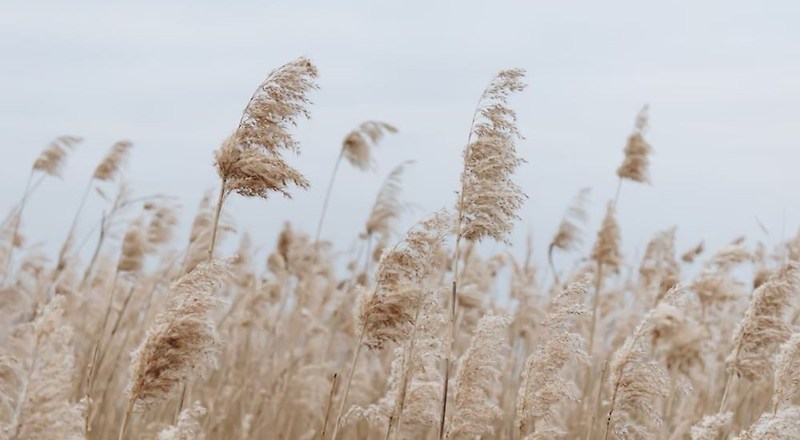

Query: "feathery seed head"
<box><xmin>591</xmin><ymin>201</ymin><xmax>622</xmax><ymax>273</ymax></box>
<box><xmin>342</xmin><ymin>121</ymin><xmax>398</xmax><ymax>170</ymax></box>
<box><xmin>31</xmin><ymin>135</ymin><xmax>82</xmax><ymax>177</ymax></box>
<box><xmin>457</xmin><ymin>68</ymin><xmax>527</xmax><ymax>244</ymax></box>
<box><xmin>93</xmin><ymin>140</ymin><xmax>133</xmax><ymax>181</ymax></box>
<box><xmin>616</xmin><ymin>105</ymin><xmax>653</xmax><ymax>183</ymax></box>
<box><xmin>126</xmin><ymin>260</ymin><xmax>231</xmax><ymax>411</ymax></box>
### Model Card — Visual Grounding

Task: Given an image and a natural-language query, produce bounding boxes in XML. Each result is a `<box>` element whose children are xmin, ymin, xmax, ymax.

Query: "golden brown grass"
<box><xmin>1</xmin><ymin>58</ymin><xmax>799</xmax><ymax>440</ymax></box>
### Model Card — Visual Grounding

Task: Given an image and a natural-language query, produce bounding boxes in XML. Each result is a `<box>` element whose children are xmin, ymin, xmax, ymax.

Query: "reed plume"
<box><xmin>446</xmin><ymin>313</ymin><xmax>511</xmax><ymax>439</ymax></box>
<box><xmin>681</xmin><ymin>241</ymin><xmax>705</xmax><ymax>263</ymax></box>
<box><xmin>121</xmin><ymin>260</ymin><xmax>230</xmax><ymax>438</ymax></box>
<box><xmin>516</xmin><ymin>278</ymin><xmax>590</xmax><ymax>439</ymax></box>
<box><xmin>94</xmin><ymin>141</ymin><xmax>133</xmax><ymax>182</ymax></box>
<box><xmin>586</xmin><ymin>201</ymin><xmax>622</xmax><ymax>365</ymax></box>
<box><xmin>210</xmin><ymin>57</ymin><xmax>318</xmax><ymax>259</ymax></box>
<box><xmin>362</xmin><ymin>161</ymin><xmax>413</xmax><ymax>250</ymax></box>
<box><xmin>603</xmin><ymin>295</ymin><xmax>670</xmax><ymax>440</ymax></box>
<box><xmin>721</xmin><ymin>262</ymin><xmax>799</xmax><ymax>411</ymax></box>
<box><xmin>443</xmin><ymin>67</ymin><xmax>527</xmax><ymax>439</ymax></box>
<box><xmin>32</xmin><ymin>136</ymin><xmax>82</xmax><ymax>178</ymax></box>
<box><xmin>591</xmin><ymin>202</ymin><xmax>622</xmax><ymax>274</ymax></box>
<box><xmin>616</xmin><ymin>105</ymin><xmax>652</xmax><ymax>185</ymax></box>
<box><xmin>315</xmin><ymin>121</ymin><xmax>397</xmax><ymax>245</ymax></box>
<box><xmin>773</xmin><ymin>332</ymin><xmax>800</xmax><ymax>412</ymax></box>
<box><xmin>690</xmin><ymin>412</ymin><xmax>733</xmax><ymax>440</ymax></box>
<box><xmin>157</xmin><ymin>401</ymin><xmax>206</xmax><ymax>440</ymax></box>
<box><xmin>734</xmin><ymin>406</ymin><xmax>800</xmax><ymax>439</ymax></box>
<box><xmin>548</xmin><ymin>188</ymin><xmax>590</xmax><ymax>284</ymax></box>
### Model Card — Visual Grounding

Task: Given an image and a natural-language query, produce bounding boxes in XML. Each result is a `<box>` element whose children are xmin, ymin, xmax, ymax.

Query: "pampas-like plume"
<box><xmin>94</xmin><ymin>141</ymin><xmax>133</xmax><ymax>182</ymax></box>
<box><xmin>516</xmin><ymin>278</ymin><xmax>590</xmax><ymax>439</ymax></box>
<box><xmin>725</xmin><ymin>262</ymin><xmax>799</xmax><ymax>384</ymax></box>
<box><xmin>591</xmin><ymin>202</ymin><xmax>622</xmax><ymax>274</ymax></box>
<box><xmin>32</xmin><ymin>136</ymin><xmax>82</xmax><ymax>178</ymax></box>
<box><xmin>773</xmin><ymin>332</ymin><xmax>800</xmax><ymax>412</ymax></box>
<box><xmin>681</xmin><ymin>241</ymin><xmax>705</xmax><ymax>263</ymax></box>
<box><xmin>210</xmin><ymin>57</ymin><xmax>318</xmax><ymax>258</ymax></box>
<box><xmin>548</xmin><ymin>188</ymin><xmax>590</xmax><ymax>284</ymax></box>
<box><xmin>124</xmin><ymin>260</ymin><xmax>230</xmax><ymax>414</ymax></box>
<box><xmin>551</xmin><ymin>188</ymin><xmax>591</xmax><ymax>253</ymax></box>
<box><xmin>616</xmin><ymin>105</ymin><xmax>652</xmax><ymax>184</ymax></box>
<box><xmin>342</xmin><ymin>121</ymin><xmax>398</xmax><ymax>171</ymax></box>
<box><xmin>315</xmin><ymin>121</ymin><xmax>398</xmax><ymax>245</ymax></box>
<box><xmin>734</xmin><ymin>406</ymin><xmax>800</xmax><ymax>439</ymax></box>
<box><xmin>157</xmin><ymin>401</ymin><xmax>206</xmax><ymax>440</ymax></box>
<box><xmin>639</xmin><ymin>227</ymin><xmax>680</xmax><ymax>302</ymax></box>
<box><xmin>690</xmin><ymin>412</ymin><xmax>733</xmax><ymax>440</ymax></box>
<box><xmin>117</xmin><ymin>220</ymin><xmax>146</xmax><ymax>274</ymax></box>
<box><xmin>443</xmin><ymin>67</ymin><xmax>526</xmax><ymax>439</ymax></box>
<box><xmin>446</xmin><ymin>313</ymin><xmax>510</xmax><ymax>439</ymax></box>
<box><xmin>363</xmin><ymin>161</ymin><xmax>414</xmax><ymax>243</ymax></box>
<box><xmin>215</xmin><ymin>139</ymin><xmax>310</xmax><ymax>199</ymax></box>
<box><xmin>586</xmin><ymin>201</ymin><xmax>622</xmax><ymax>363</ymax></box>
<box><xmin>603</xmin><ymin>299</ymin><xmax>670</xmax><ymax>440</ymax></box>
<box><xmin>145</xmin><ymin>202</ymin><xmax>179</xmax><ymax>247</ymax></box>
<box><xmin>358</xmin><ymin>210</ymin><xmax>451</xmax><ymax>349</ymax></box>
<box><xmin>455</xmin><ymin>68</ymin><xmax>527</xmax><ymax>244</ymax></box>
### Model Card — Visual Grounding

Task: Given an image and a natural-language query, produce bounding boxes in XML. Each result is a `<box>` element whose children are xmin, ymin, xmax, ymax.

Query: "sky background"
<box><xmin>1</xmin><ymin>0</ymin><xmax>799</xmax><ymax>270</ymax></box>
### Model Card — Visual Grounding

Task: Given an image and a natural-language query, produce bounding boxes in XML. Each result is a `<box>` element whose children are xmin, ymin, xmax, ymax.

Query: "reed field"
<box><xmin>1</xmin><ymin>57</ymin><xmax>799</xmax><ymax>440</ymax></box>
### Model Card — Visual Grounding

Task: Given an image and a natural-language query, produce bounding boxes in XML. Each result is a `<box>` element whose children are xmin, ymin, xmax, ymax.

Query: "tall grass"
<box><xmin>1</xmin><ymin>57</ymin><xmax>799</xmax><ymax>440</ymax></box>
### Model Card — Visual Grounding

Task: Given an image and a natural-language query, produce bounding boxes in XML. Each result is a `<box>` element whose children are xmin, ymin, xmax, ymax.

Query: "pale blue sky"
<box><xmin>1</xmin><ymin>0</ymin><xmax>799</xmax><ymax>268</ymax></box>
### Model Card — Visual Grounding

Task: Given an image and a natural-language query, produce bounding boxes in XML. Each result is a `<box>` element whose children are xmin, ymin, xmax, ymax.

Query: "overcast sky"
<box><xmin>1</xmin><ymin>0</ymin><xmax>799</xmax><ymax>269</ymax></box>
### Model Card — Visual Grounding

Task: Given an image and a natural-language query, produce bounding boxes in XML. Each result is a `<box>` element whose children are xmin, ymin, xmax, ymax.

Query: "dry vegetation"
<box><xmin>1</xmin><ymin>57</ymin><xmax>800</xmax><ymax>440</ymax></box>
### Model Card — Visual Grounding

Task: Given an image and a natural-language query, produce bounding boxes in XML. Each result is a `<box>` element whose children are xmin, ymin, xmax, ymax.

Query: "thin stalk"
<box><xmin>55</xmin><ymin>178</ymin><xmax>94</xmax><ymax>279</ymax></box>
<box><xmin>118</xmin><ymin>398</ymin><xmax>134</xmax><ymax>440</ymax></box>
<box><xmin>584</xmin><ymin>361</ymin><xmax>608</xmax><ymax>440</ymax></box>
<box><xmin>331</xmin><ymin>321</ymin><xmax>367</xmax><ymax>440</ymax></box>
<box><xmin>613</xmin><ymin>177</ymin><xmax>622</xmax><ymax>207</ymax></box>
<box><xmin>79</xmin><ymin>211</ymin><xmax>108</xmax><ymax>290</ymax></box>
<box><xmin>320</xmin><ymin>373</ymin><xmax>339</xmax><ymax>440</ymax></box>
<box><xmin>94</xmin><ymin>285</ymin><xmax>135</xmax><ymax>376</ymax></box>
<box><xmin>175</xmin><ymin>384</ymin><xmax>188</xmax><ymax>423</ymax></box>
<box><xmin>208</xmin><ymin>179</ymin><xmax>227</xmax><ymax>261</ymax></box>
<box><xmin>439</xmin><ymin>234</ymin><xmax>462</xmax><ymax>440</ymax></box>
<box><xmin>315</xmin><ymin>150</ymin><xmax>344</xmax><ymax>247</ymax></box>
<box><xmin>84</xmin><ymin>341</ymin><xmax>101</xmax><ymax>435</ymax></box>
